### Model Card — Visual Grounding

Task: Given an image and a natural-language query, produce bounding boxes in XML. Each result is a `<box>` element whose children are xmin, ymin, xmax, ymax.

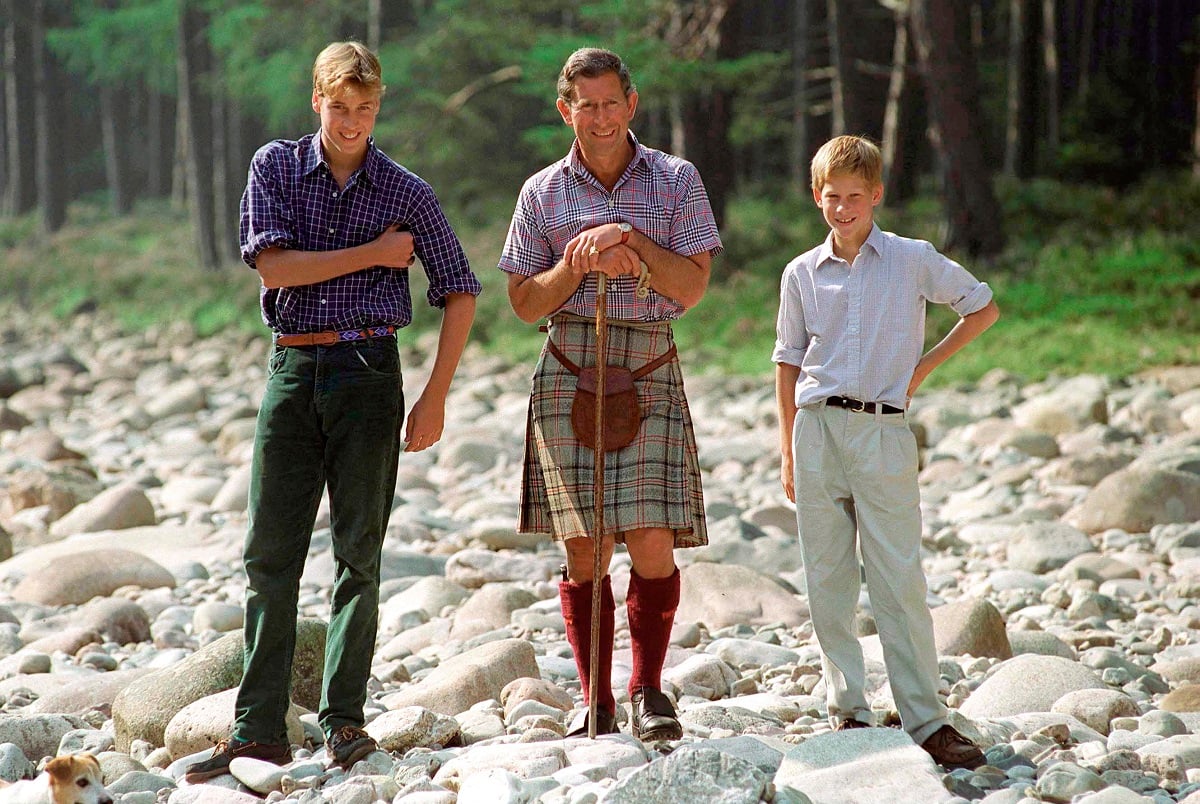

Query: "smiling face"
<box><xmin>313</xmin><ymin>81</ymin><xmax>379</xmax><ymax>168</ymax></box>
<box><xmin>814</xmin><ymin>172</ymin><xmax>883</xmax><ymax>251</ymax></box>
<box><xmin>556</xmin><ymin>71</ymin><xmax>637</xmax><ymax>171</ymax></box>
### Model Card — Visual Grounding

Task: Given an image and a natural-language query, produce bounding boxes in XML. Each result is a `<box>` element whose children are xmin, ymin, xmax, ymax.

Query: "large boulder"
<box><xmin>49</xmin><ymin>484</ymin><xmax>156</xmax><ymax>538</ymax></box>
<box><xmin>163</xmin><ymin>688</ymin><xmax>305</xmax><ymax>760</ymax></box>
<box><xmin>380</xmin><ymin>638</ymin><xmax>538</xmax><ymax>717</ymax></box>
<box><xmin>931</xmin><ymin>598</ymin><xmax>1012</xmax><ymax>660</ymax></box>
<box><xmin>678</xmin><ymin>563</ymin><xmax>809</xmax><ymax>629</ymax></box>
<box><xmin>10</xmin><ymin>549</ymin><xmax>174</xmax><ymax>606</ymax></box>
<box><xmin>959</xmin><ymin>655</ymin><xmax>1107</xmax><ymax>719</ymax></box>
<box><xmin>28</xmin><ymin>668</ymin><xmax>155</xmax><ymax>715</ymax></box>
<box><xmin>112</xmin><ymin>619</ymin><xmax>325</xmax><ymax>751</ymax></box>
<box><xmin>1066</xmin><ymin>465</ymin><xmax>1200</xmax><ymax>534</ymax></box>
<box><xmin>0</xmin><ymin>714</ymin><xmax>88</xmax><ymax>762</ymax></box>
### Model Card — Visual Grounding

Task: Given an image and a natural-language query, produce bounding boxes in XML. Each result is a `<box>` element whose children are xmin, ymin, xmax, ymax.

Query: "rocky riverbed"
<box><xmin>1</xmin><ymin>313</ymin><xmax>1199</xmax><ymax>804</ymax></box>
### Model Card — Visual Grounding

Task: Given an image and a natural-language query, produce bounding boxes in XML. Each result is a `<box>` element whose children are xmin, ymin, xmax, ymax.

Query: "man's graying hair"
<box><xmin>557</xmin><ymin>48</ymin><xmax>635</xmax><ymax>103</ymax></box>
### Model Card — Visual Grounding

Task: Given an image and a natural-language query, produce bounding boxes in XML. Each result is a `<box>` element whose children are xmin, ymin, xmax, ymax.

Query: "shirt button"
<box><xmin>331</xmin><ymin>191</ymin><xmax>338</xmax><ymax>198</ymax></box>
<box><xmin>328</xmin><ymin>227</ymin><xmax>335</xmax><ymax>234</ymax></box>
<box><xmin>320</xmin><ymin>299</ymin><xmax>327</xmax><ymax>304</ymax></box>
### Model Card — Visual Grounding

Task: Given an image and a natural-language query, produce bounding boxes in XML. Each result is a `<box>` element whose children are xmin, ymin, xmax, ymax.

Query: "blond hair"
<box><xmin>312</xmin><ymin>41</ymin><xmax>385</xmax><ymax>98</ymax></box>
<box><xmin>810</xmin><ymin>135</ymin><xmax>882</xmax><ymax>191</ymax></box>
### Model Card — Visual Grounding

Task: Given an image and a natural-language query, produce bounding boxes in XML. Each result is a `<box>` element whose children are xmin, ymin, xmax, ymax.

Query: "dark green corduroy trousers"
<box><xmin>233</xmin><ymin>339</ymin><xmax>403</xmax><ymax>744</ymax></box>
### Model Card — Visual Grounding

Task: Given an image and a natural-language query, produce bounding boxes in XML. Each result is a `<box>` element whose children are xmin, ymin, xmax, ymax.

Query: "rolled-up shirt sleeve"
<box><xmin>407</xmin><ymin>180</ymin><xmax>482</xmax><ymax>308</ymax></box>
<box><xmin>920</xmin><ymin>242</ymin><xmax>993</xmax><ymax>316</ymax></box>
<box><xmin>772</xmin><ymin>261</ymin><xmax>809</xmax><ymax>366</ymax></box>
<box><xmin>239</xmin><ymin>147</ymin><xmax>296</xmax><ymax>270</ymax></box>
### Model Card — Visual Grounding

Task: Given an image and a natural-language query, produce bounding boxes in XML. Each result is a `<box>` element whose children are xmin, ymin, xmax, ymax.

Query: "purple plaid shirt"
<box><xmin>497</xmin><ymin>133</ymin><xmax>723</xmax><ymax>321</ymax></box>
<box><xmin>240</xmin><ymin>132</ymin><xmax>481</xmax><ymax>333</ymax></box>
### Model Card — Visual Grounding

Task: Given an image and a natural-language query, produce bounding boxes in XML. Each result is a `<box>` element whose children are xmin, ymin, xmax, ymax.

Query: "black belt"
<box><xmin>825</xmin><ymin>395</ymin><xmax>904</xmax><ymax>415</ymax></box>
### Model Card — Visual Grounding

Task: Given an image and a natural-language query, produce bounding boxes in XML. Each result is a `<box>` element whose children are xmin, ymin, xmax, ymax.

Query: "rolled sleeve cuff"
<box><xmin>950</xmin><ymin>282</ymin><xmax>994</xmax><ymax>317</ymax></box>
<box><xmin>772</xmin><ymin>342</ymin><xmax>806</xmax><ymax>366</ymax></box>
<box><xmin>426</xmin><ymin>272</ymin><xmax>483</xmax><ymax>308</ymax></box>
<box><xmin>241</xmin><ymin>230</ymin><xmax>294</xmax><ymax>269</ymax></box>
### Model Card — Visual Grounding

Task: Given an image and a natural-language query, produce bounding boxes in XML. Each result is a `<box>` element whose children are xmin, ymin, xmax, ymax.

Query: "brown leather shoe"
<box><xmin>326</xmin><ymin>725</ymin><xmax>378</xmax><ymax>768</ymax></box>
<box><xmin>920</xmin><ymin>725</ymin><xmax>984</xmax><ymax>769</ymax></box>
<box><xmin>835</xmin><ymin>718</ymin><xmax>872</xmax><ymax>731</ymax></box>
<box><xmin>183</xmin><ymin>737</ymin><xmax>290</xmax><ymax>783</ymax></box>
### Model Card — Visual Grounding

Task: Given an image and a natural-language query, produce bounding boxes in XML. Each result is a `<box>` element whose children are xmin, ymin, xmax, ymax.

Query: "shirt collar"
<box><xmin>300</xmin><ymin>131</ymin><xmax>379</xmax><ymax>186</ymax></box>
<box><xmin>815</xmin><ymin>222</ymin><xmax>885</xmax><ymax>268</ymax></box>
<box><xmin>564</xmin><ymin>131</ymin><xmax>648</xmax><ymax>189</ymax></box>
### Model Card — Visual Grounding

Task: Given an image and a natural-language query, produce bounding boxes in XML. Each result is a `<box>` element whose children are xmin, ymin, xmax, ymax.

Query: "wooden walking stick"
<box><xmin>588</xmin><ymin>272</ymin><xmax>608</xmax><ymax>739</ymax></box>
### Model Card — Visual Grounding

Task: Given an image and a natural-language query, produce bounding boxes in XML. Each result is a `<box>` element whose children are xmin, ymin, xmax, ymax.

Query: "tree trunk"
<box><xmin>100</xmin><ymin>84</ymin><xmax>130</xmax><ymax>214</ymax></box>
<box><xmin>826</xmin><ymin>0</ymin><xmax>845</xmax><ymax>136</ymax></box>
<box><xmin>32</xmin><ymin>0</ymin><xmax>66</xmax><ymax>233</ymax></box>
<box><xmin>1076</xmin><ymin>0</ymin><xmax>1095</xmax><ymax>100</ymax></box>
<box><xmin>1004</xmin><ymin>0</ymin><xmax>1038</xmax><ymax>177</ymax></box>
<box><xmin>147</xmin><ymin>88</ymin><xmax>166</xmax><ymax>198</ymax></box>
<box><xmin>1194</xmin><ymin>56</ymin><xmax>1200</xmax><ymax>181</ymax></box>
<box><xmin>1041</xmin><ymin>0</ymin><xmax>1059</xmax><ymax>153</ymax></box>
<box><xmin>790</xmin><ymin>0</ymin><xmax>810</xmax><ymax>185</ymax></box>
<box><xmin>211</xmin><ymin>86</ymin><xmax>232</xmax><ymax>261</ymax></box>
<box><xmin>909</xmin><ymin>0</ymin><xmax>1006</xmax><ymax>256</ymax></box>
<box><xmin>881</xmin><ymin>6</ymin><xmax>918</xmax><ymax>203</ymax></box>
<box><xmin>2</xmin><ymin>0</ymin><xmax>35</xmax><ymax>216</ymax></box>
<box><xmin>171</xmin><ymin>87</ymin><xmax>187</xmax><ymax>210</ymax></box>
<box><xmin>682</xmin><ymin>89</ymin><xmax>734</xmax><ymax>228</ymax></box>
<box><xmin>368</xmin><ymin>0</ymin><xmax>382</xmax><ymax>51</ymax></box>
<box><xmin>177</xmin><ymin>0</ymin><xmax>219</xmax><ymax>270</ymax></box>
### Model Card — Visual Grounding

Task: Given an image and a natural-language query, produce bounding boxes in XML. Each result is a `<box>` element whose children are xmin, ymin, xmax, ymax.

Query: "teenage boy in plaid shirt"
<box><xmin>499</xmin><ymin>47</ymin><xmax>722</xmax><ymax>741</ymax></box>
<box><xmin>186</xmin><ymin>41</ymin><xmax>480</xmax><ymax>783</ymax></box>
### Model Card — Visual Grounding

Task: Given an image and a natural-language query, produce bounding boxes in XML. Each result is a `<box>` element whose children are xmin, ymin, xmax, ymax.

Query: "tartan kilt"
<box><xmin>519</xmin><ymin>313</ymin><xmax>707</xmax><ymax>547</ymax></box>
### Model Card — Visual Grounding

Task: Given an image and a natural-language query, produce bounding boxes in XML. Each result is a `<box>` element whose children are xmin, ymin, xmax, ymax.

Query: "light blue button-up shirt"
<box><xmin>772</xmin><ymin>224</ymin><xmax>993</xmax><ymax>410</ymax></box>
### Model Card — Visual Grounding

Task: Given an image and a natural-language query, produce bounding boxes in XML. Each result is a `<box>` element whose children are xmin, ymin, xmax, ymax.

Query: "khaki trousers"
<box><xmin>792</xmin><ymin>402</ymin><xmax>947</xmax><ymax>744</ymax></box>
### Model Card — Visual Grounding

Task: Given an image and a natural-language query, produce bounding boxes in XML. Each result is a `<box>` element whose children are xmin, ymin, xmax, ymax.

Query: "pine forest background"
<box><xmin>1</xmin><ymin>0</ymin><xmax>1199</xmax><ymax>382</ymax></box>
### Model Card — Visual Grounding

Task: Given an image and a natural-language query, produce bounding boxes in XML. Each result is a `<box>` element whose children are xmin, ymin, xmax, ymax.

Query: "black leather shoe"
<box><xmin>565</xmin><ymin>707</ymin><xmax>619</xmax><ymax>737</ymax></box>
<box><xmin>631</xmin><ymin>687</ymin><xmax>683</xmax><ymax>742</ymax></box>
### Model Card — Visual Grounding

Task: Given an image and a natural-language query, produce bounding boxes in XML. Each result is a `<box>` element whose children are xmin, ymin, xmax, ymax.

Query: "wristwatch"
<box><xmin>617</xmin><ymin>222</ymin><xmax>632</xmax><ymax>245</ymax></box>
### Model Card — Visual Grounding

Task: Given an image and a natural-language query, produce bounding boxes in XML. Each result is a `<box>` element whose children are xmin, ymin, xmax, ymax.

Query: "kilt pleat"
<box><xmin>518</xmin><ymin>313</ymin><xmax>707</xmax><ymax>547</ymax></box>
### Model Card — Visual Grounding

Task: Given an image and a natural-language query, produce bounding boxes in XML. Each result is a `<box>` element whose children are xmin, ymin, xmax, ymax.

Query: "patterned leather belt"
<box><xmin>274</xmin><ymin>326</ymin><xmax>396</xmax><ymax>347</ymax></box>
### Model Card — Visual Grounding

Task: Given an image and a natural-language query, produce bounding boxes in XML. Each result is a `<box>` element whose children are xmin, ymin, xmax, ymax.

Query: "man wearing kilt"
<box><xmin>498</xmin><ymin>47</ymin><xmax>722</xmax><ymax>741</ymax></box>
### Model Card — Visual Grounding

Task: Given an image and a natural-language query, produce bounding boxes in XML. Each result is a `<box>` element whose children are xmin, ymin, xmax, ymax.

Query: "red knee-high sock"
<box><xmin>626</xmin><ymin>567</ymin><xmax>680</xmax><ymax>693</ymax></box>
<box><xmin>559</xmin><ymin>576</ymin><xmax>616</xmax><ymax>713</ymax></box>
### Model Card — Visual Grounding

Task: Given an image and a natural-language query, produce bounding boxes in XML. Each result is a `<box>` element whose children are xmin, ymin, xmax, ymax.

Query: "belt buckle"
<box><xmin>848</xmin><ymin>398</ymin><xmax>867</xmax><ymax>413</ymax></box>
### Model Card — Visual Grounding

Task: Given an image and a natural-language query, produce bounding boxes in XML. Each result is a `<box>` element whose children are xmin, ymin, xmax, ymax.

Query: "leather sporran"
<box><xmin>545</xmin><ymin>337</ymin><xmax>676</xmax><ymax>454</ymax></box>
<box><xmin>571</xmin><ymin>364</ymin><xmax>641</xmax><ymax>452</ymax></box>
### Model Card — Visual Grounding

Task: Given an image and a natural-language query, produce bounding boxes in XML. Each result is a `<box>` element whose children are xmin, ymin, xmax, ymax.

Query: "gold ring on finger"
<box><xmin>588</xmin><ymin>246</ymin><xmax>600</xmax><ymax>256</ymax></box>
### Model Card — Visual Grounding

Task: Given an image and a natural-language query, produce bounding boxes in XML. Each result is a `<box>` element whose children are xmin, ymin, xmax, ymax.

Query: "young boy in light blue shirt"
<box><xmin>774</xmin><ymin>135</ymin><xmax>999</xmax><ymax>769</ymax></box>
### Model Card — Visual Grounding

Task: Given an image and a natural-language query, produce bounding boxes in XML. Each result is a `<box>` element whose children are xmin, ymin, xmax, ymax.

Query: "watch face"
<box><xmin>619</xmin><ymin>222</ymin><xmax>632</xmax><ymax>232</ymax></box>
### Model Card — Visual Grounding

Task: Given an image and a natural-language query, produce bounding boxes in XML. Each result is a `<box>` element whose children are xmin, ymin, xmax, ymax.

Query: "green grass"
<box><xmin>2</xmin><ymin>175</ymin><xmax>1197</xmax><ymax>386</ymax></box>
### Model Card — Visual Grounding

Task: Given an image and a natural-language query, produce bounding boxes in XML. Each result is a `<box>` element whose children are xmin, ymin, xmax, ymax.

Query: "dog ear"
<box><xmin>44</xmin><ymin>755</ymin><xmax>73</xmax><ymax>781</ymax></box>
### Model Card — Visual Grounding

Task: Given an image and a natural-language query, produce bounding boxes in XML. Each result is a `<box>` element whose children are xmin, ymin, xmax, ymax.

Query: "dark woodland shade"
<box><xmin>1</xmin><ymin>0</ymin><xmax>1197</xmax><ymax>259</ymax></box>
